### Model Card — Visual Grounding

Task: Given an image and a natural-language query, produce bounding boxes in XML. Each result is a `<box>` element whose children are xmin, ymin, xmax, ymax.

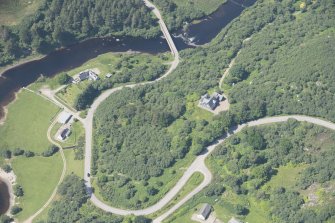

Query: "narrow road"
<box><xmin>24</xmin><ymin>114</ymin><xmax>67</xmax><ymax>223</ymax></box>
<box><xmin>153</xmin><ymin>115</ymin><xmax>335</xmax><ymax>222</ymax></box>
<box><xmin>82</xmin><ymin>0</ymin><xmax>181</xmax><ymax>216</ymax></box>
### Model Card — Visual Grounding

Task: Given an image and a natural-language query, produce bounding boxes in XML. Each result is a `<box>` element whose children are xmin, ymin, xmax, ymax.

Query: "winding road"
<box><xmin>23</xmin><ymin>1</ymin><xmax>335</xmax><ymax>223</ymax></box>
<box><xmin>82</xmin><ymin>0</ymin><xmax>181</xmax><ymax>217</ymax></box>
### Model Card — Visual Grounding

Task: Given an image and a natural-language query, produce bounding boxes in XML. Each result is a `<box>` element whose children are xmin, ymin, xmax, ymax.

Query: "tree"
<box><xmin>225</xmin><ymin>64</ymin><xmax>248</xmax><ymax>85</ymax></box>
<box><xmin>14</xmin><ymin>185</ymin><xmax>24</xmax><ymax>197</ymax></box>
<box><xmin>2</xmin><ymin>164</ymin><xmax>12</xmax><ymax>173</ymax></box>
<box><xmin>13</xmin><ymin>148</ymin><xmax>24</xmax><ymax>156</ymax></box>
<box><xmin>42</xmin><ymin>145</ymin><xmax>59</xmax><ymax>157</ymax></box>
<box><xmin>134</xmin><ymin>216</ymin><xmax>152</xmax><ymax>223</ymax></box>
<box><xmin>205</xmin><ymin>183</ymin><xmax>225</xmax><ymax>197</ymax></box>
<box><xmin>246</xmin><ymin>129</ymin><xmax>266</xmax><ymax>150</ymax></box>
<box><xmin>0</xmin><ymin>215</ymin><xmax>12</xmax><ymax>223</ymax></box>
<box><xmin>234</xmin><ymin>204</ymin><xmax>249</xmax><ymax>215</ymax></box>
<box><xmin>11</xmin><ymin>206</ymin><xmax>22</xmax><ymax>215</ymax></box>
<box><xmin>24</xmin><ymin>150</ymin><xmax>35</xmax><ymax>157</ymax></box>
<box><xmin>2</xmin><ymin>150</ymin><xmax>11</xmax><ymax>159</ymax></box>
<box><xmin>56</xmin><ymin>73</ymin><xmax>71</xmax><ymax>85</ymax></box>
<box><xmin>147</xmin><ymin>187</ymin><xmax>159</xmax><ymax>196</ymax></box>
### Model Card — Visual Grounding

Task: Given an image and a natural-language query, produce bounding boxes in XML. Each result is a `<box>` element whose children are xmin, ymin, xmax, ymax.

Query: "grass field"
<box><xmin>64</xmin><ymin>149</ymin><xmax>84</xmax><ymax>178</ymax></box>
<box><xmin>0</xmin><ymin>0</ymin><xmax>43</xmax><ymax>26</ymax></box>
<box><xmin>0</xmin><ymin>90</ymin><xmax>60</xmax><ymax>154</ymax></box>
<box><xmin>32</xmin><ymin>149</ymin><xmax>84</xmax><ymax>223</ymax></box>
<box><xmin>12</xmin><ymin>154</ymin><xmax>63</xmax><ymax>221</ymax></box>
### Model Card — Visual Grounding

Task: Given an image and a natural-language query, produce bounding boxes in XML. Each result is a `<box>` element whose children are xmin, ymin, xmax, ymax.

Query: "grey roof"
<box><xmin>79</xmin><ymin>71</ymin><xmax>90</xmax><ymax>80</ymax></box>
<box><xmin>200</xmin><ymin>92</ymin><xmax>224</xmax><ymax>110</ymax></box>
<box><xmin>198</xmin><ymin>203</ymin><xmax>212</xmax><ymax>219</ymax></box>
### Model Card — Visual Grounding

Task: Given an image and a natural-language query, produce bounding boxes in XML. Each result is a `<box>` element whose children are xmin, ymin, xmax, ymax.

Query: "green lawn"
<box><xmin>64</xmin><ymin>149</ymin><xmax>84</xmax><ymax>178</ymax></box>
<box><xmin>0</xmin><ymin>0</ymin><xmax>43</xmax><ymax>26</ymax></box>
<box><xmin>12</xmin><ymin>154</ymin><xmax>63</xmax><ymax>221</ymax></box>
<box><xmin>150</xmin><ymin>172</ymin><xmax>204</xmax><ymax>219</ymax></box>
<box><xmin>0</xmin><ymin>90</ymin><xmax>60</xmax><ymax>154</ymax></box>
<box><xmin>265</xmin><ymin>163</ymin><xmax>307</xmax><ymax>190</ymax></box>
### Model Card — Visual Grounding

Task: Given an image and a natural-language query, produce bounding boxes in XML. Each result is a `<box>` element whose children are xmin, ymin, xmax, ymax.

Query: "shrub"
<box><xmin>24</xmin><ymin>150</ymin><xmax>35</xmax><ymax>157</ymax></box>
<box><xmin>205</xmin><ymin>184</ymin><xmax>225</xmax><ymax>197</ymax></box>
<box><xmin>2</xmin><ymin>164</ymin><xmax>12</xmax><ymax>173</ymax></box>
<box><xmin>147</xmin><ymin>187</ymin><xmax>159</xmax><ymax>196</ymax></box>
<box><xmin>11</xmin><ymin>206</ymin><xmax>22</xmax><ymax>215</ymax></box>
<box><xmin>56</xmin><ymin>73</ymin><xmax>71</xmax><ymax>85</ymax></box>
<box><xmin>134</xmin><ymin>216</ymin><xmax>152</xmax><ymax>223</ymax></box>
<box><xmin>42</xmin><ymin>145</ymin><xmax>59</xmax><ymax>157</ymax></box>
<box><xmin>13</xmin><ymin>148</ymin><xmax>24</xmax><ymax>156</ymax></box>
<box><xmin>0</xmin><ymin>215</ymin><xmax>12</xmax><ymax>223</ymax></box>
<box><xmin>14</xmin><ymin>185</ymin><xmax>24</xmax><ymax>197</ymax></box>
<box><xmin>2</xmin><ymin>150</ymin><xmax>11</xmax><ymax>159</ymax></box>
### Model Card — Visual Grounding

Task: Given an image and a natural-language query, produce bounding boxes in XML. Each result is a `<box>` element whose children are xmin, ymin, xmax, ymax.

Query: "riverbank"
<box><xmin>0</xmin><ymin>89</ymin><xmax>22</xmax><ymax>126</ymax></box>
<box><xmin>0</xmin><ymin>168</ymin><xmax>17</xmax><ymax>215</ymax></box>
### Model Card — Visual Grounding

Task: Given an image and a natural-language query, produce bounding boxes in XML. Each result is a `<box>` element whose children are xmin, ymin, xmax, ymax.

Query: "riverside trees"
<box><xmin>0</xmin><ymin>0</ymin><xmax>159</xmax><ymax>66</ymax></box>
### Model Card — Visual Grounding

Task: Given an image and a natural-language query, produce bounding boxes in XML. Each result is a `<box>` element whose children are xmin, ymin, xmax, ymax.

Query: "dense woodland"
<box><xmin>227</xmin><ymin>0</ymin><xmax>335</xmax><ymax>122</ymax></box>
<box><xmin>151</xmin><ymin>0</ymin><xmax>205</xmax><ymax>30</ymax></box>
<box><xmin>91</xmin><ymin>0</ymin><xmax>335</xmax><ymax>209</ymax></box>
<box><xmin>0</xmin><ymin>0</ymin><xmax>159</xmax><ymax>66</ymax></box>
<box><xmin>40</xmin><ymin>174</ymin><xmax>125</xmax><ymax>223</ymax></box>
<box><xmin>206</xmin><ymin>121</ymin><xmax>335</xmax><ymax>222</ymax></box>
<box><xmin>92</xmin><ymin>0</ymin><xmax>279</xmax><ymax>208</ymax></box>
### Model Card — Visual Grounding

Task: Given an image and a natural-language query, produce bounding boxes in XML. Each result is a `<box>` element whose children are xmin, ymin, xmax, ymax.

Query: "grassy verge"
<box><xmin>12</xmin><ymin>154</ymin><xmax>63</xmax><ymax>221</ymax></box>
<box><xmin>149</xmin><ymin>172</ymin><xmax>204</xmax><ymax>219</ymax></box>
<box><xmin>0</xmin><ymin>90</ymin><xmax>60</xmax><ymax>154</ymax></box>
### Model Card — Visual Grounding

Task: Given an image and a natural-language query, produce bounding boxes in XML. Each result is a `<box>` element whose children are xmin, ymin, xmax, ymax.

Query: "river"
<box><xmin>0</xmin><ymin>0</ymin><xmax>257</xmax><ymax>120</ymax></box>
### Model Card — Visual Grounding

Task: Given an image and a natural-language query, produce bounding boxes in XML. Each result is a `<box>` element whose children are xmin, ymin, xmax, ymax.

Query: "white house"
<box><xmin>72</xmin><ymin>69</ymin><xmax>99</xmax><ymax>83</ymax></box>
<box><xmin>57</xmin><ymin>128</ymin><xmax>71</xmax><ymax>141</ymax></box>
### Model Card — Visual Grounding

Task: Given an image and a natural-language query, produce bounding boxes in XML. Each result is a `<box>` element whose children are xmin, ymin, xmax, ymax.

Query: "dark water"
<box><xmin>173</xmin><ymin>0</ymin><xmax>257</xmax><ymax>45</ymax></box>
<box><xmin>0</xmin><ymin>36</ymin><xmax>189</xmax><ymax>118</ymax></box>
<box><xmin>0</xmin><ymin>179</ymin><xmax>10</xmax><ymax>214</ymax></box>
<box><xmin>0</xmin><ymin>0</ymin><xmax>256</xmax><ymax>118</ymax></box>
